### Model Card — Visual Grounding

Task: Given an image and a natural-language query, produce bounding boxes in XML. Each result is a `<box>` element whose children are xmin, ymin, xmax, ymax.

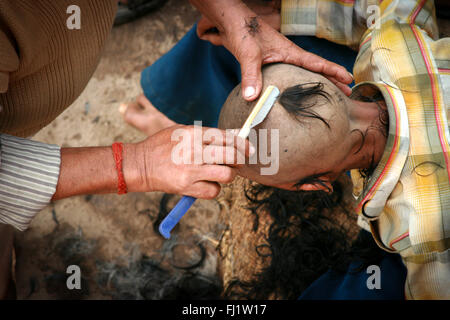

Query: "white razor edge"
<box><xmin>237</xmin><ymin>85</ymin><xmax>279</xmax><ymax>139</ymax></box>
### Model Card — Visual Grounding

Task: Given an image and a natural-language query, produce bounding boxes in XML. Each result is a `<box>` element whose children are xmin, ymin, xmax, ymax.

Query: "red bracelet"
<box><xmin>112</xmin><ymin>142</ymin><xmax>127</xmax><ymax>195</ymax></box>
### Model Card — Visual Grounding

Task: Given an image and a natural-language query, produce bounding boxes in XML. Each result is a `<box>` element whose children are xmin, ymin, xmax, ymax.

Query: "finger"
<box><xmin>202</xmin><ymin>128</ymin><xmax>254</xmax><ymax>157</ymax></box>
<box><xmin>239</xmin><ymin>50</ymin><xmax>263</xmax><ymax>101</ymax></box>
<box><xmin>202</xmin><ymin>145</ymin><xmax>247</xmax><ymax>166</ymax></box>
<box><xmin>324</xmin><ymin>75</ymin><xmax>353</xmax><ymax>96</ymax></box>
<box><xmin>228</xmin><ymin>130</ymin><xmax>254</xmax><ymax>158</ymax></box>
<box><xmin>286</xmin><ymin>46</ymin><xmax>353</xmax><ymax>84</ymax></box>
<box><xmin>188</xmin><ymin>181</ymin><xmax>221</xmax><ymax>199</ymax></box>
<box><xmin>195</xmin><ymin>165</ymin><xmax>237</xmax><ymax>184</ymax></box>
<box><xmin>333</xmin><ymin>79</ymin><xmax>353</xmax><ymax>96</ymax></box>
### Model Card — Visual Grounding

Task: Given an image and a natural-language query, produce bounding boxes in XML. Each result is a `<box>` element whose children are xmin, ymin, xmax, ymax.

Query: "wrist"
<box><xmin>195</xmin><ymin>0</ymin><xmax>254</xmax><ymax>33</ymax></box>
<box><xmin>122</xmin><ymin>142</ymin><xmax>148</xmax><ymax>193</ymax></box>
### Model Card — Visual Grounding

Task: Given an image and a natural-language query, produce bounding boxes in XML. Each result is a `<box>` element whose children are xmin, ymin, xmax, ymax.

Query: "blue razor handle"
<box><xmin>159</xmin><ymin>195</ymin><xmax>196</xmax><ymax>239</ymax></box>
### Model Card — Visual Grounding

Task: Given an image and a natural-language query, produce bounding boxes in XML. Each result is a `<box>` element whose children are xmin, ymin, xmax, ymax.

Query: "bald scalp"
<box><xmin>218</xmin><ymin>63</ymin><xmax>343</xmax><ymax>181</ymax></box>
<box><xmin>218</xmin><ymin>63</ymin><xmax>342</xmax><ymax>130</ymax></box>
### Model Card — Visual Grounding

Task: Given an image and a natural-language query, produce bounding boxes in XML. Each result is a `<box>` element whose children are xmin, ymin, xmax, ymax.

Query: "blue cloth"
<box><xmin>141</xmin><ymin>25</ymin><xmax>406</xmax><ymax>299</ymax></box>
<box><xmin>141</xmin><ymin>24</ymin><xmax>357</xmax><ymax>128</ymax></box>
<box><xmin>299</xmin><ymin>248</ymin><xmax>407</xmax><ymax>300</ymax></box>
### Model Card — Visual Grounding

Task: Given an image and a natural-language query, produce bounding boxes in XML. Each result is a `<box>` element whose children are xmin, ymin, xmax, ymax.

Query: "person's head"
<box><xmin>219</xmin><ymin>63</ymin><xmax>388</xmax><ymax>192</ymax></box>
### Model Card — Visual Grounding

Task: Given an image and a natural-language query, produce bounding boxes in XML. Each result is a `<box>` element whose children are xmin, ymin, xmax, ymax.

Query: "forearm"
<box><xmin>52</xmin><ymin>143</ymin><xmax>143</xmax><ymax>200</ymax></box>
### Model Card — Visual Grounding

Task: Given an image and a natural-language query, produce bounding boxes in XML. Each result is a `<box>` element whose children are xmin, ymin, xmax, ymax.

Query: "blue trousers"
<box><xmin>298</xmin><ymin>236</ymin><xmax>407</xmax><ymax>300</ymax></box>
<box><xmin>141</xmin><ymin>25</ymin><xmax>357</xmax><ymax>128</ymax></box>
<box><xmin>141</xmin><ymin>25</ymin><xmax>406</xmax><ymax>299</ymax></box>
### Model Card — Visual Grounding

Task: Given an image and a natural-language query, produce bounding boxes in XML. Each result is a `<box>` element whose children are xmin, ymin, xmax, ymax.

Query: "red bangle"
<box><xmin>112</xmin><ymin>142</ymin><xmax>127</xmax><ymax>195</ymax></box>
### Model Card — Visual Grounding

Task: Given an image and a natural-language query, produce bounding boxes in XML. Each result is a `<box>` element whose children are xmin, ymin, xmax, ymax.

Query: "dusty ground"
<box><xmin>13</xmin><ymin>0</ymin><xmax>224</xmax><ymax>300</ymax></box>
<box><xmin>12</xmin><ymin>1</ymin><xmax>450</xmax><ymax>299</ymax></box>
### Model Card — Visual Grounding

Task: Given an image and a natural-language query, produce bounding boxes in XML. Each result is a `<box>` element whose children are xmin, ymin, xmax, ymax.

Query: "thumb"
<box><xmin>239</xmin><ymin>51</ymin><xmax>263</xmax><ymax>101</ymax></box>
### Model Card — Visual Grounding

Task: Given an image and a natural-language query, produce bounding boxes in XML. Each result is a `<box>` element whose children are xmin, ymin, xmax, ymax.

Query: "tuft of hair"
<box><xmin>278</xmin><ymin>82</ymin><xmax>332</xmax><ymax>129</ymax></box>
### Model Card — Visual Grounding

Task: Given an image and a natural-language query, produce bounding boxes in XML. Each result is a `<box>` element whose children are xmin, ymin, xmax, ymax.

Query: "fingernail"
<box><xmin>119</xmin><ymin>103</ymin><xmax>127</xmax><ymax>114</ymax></box>
<box><xmin>348</xmin><ymin>72</ymin><xmax>354</xmax><ymax>80</ymax></box>
<box><xmin>244</xmin><ymin>86</ymin><xmax>256</xmax><ymax>99</ymax></box>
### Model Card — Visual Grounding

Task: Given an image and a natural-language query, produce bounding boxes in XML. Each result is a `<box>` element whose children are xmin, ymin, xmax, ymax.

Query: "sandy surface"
<box><xmin>13</xmin><ymin>0</ymin><xmax>226</xmax><ymax>300</ymax></box>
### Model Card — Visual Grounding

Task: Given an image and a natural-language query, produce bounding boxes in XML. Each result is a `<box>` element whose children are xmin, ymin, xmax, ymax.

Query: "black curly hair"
<box><xmin>223</xmin><ymin>180</ymin><xmax>386</xmax><ymax>299</ymax></box>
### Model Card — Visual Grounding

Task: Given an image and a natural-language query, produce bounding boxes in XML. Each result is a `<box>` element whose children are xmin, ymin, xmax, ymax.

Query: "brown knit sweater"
<box><xmin>0</xmin><ymin>0</ymin><xmax>117</xmax><ymax>137</ymax></box>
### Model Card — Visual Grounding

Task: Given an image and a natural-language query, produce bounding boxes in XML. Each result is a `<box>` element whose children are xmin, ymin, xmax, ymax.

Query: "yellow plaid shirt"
<box><xmin>281</xmin><ymin>0</ymin><xmax>450</xmax><ymax>299</ymax></box>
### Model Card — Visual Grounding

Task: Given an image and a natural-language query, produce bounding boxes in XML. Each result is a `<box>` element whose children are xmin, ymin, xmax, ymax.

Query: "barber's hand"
<box><xmin>198</xmin><ymin>0</ymin><xmax>281</xmax><ymax>44</ymax></box>
<box><xmin>129</xmin><ymin>125</ymin><xmax>252</xmax><ymax>199</ymax></box>
<box><xmin>194</xmin><ymin>0</ymin><xmax>353</xmax><ymax>100</ymax></box>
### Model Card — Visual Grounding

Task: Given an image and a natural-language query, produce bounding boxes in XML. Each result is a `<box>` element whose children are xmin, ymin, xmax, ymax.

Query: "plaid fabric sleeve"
<box><xmin>280</xmin><ymin>0</ymin><xmax>439</xmax><ymax>48</ymax></box>
<box><xmin>351</xmin><ymin>0</ymin><xmax>447</xmax><ymax>299</ymax></box>
<box><xmin>283</xmin><ymin>0</ymin><xmax>448</xmax><ymax>299</ymax></box>
<box><xmin>280</xmin><ymin>0</ymin><xmax>378</xmax><ymax>48</ymax></box>
<box><xmin>0</xmin><ymin>134</ymin><xmax>61</xmax><ymax>231</ymax></box>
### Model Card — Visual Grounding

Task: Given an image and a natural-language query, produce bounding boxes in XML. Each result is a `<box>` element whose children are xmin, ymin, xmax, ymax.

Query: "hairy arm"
<box><xmin>52</xmin><ymin>144</ymin><xmax>141</xmax><ymax>200</ymax></box>
<box><xmin>54</xmin><ymin>125</ymin><xmax>251</xmax><ymax>200</ymax></box>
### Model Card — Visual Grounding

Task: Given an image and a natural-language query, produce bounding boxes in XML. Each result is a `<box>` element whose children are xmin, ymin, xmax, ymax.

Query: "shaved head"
<box><xmin>218</xmin><ymin>63</ymin><xmax>355</xmax><ymax>190</ymax></box>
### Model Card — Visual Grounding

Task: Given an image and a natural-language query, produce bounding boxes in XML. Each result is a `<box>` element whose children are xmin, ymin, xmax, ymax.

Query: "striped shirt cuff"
<box><xmin>0</xmin><ymin>134</ymin><xmax>61</xmax><ymax>231</ymax></box>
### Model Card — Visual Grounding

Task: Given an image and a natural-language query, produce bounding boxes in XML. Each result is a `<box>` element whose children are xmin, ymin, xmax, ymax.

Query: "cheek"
<box><xmin>237</xmin><ymin>165</ymin><xmax>263</xmax><ymax>182</ymax></box>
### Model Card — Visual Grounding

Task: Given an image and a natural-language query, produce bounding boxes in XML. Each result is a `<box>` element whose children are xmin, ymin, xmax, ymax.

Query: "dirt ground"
<box><xmin>14</xmin><ymin>0</ymin><xmax>223</xmax><ymax>300</ymax></box>
<box><xmin>12</xmin><ymin>1</ymin><xmax>450</xmax><ymax>299</ymax></box>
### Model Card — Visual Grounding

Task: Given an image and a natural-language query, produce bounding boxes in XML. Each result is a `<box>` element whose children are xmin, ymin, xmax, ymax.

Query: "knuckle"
<box><xmin>204</xmin><ymin>185</ymin><xmax>220</xmax><ymax>199</ymax></box>
<box><xmin>222</xmin><ymin>167</ymin><xmax>235</xmax><ymax>183</ymax></box>
<box><xmin>179</xmin><ymin>172</ymin><xmax>191</xmax><ymax>189</ymax></box>
<box><xmin>240</xmin><ymin>48</ymin><xmax>262</xmax><ymax>63</ymax></box>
